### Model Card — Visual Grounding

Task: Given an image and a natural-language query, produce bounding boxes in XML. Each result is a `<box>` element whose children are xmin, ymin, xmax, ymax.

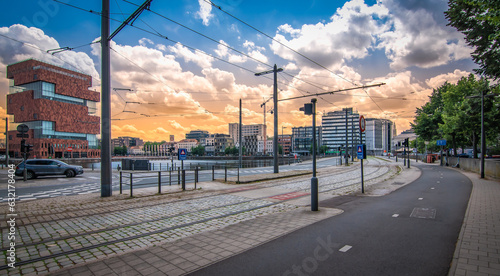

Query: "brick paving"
<box><xmin>448</xmin><ymin>171</ymin><xmax>500</xmax><ymax>276</ymax></box>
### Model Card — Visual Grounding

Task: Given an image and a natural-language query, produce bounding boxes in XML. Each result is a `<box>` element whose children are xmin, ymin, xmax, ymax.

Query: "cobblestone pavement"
<box><xmin>448</xmin><ymin>171</ymin><xmax>500</xmax><ymax>276</ymax></box>
<box><xmin>1</xmin><ymin>157</ymin><xmax>400</xmax><ymax>275</ymax></box>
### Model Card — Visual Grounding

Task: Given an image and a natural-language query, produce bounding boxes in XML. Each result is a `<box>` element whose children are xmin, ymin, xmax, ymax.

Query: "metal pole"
<box><xmin>360</xmin><ymin>126</ymin><xmax>364</xmax><ymax>193</ymax></box>
<box><xmin>273</xmin><ymin>65</ymin><xmax>279</xmax><ymax>173</ymax></box>
<box><xmin>351</xmin><ymin>114</ymin><xmax>354</xmax><ymax>162</ymax></box>
<box><xmin>345</xmin><ymin>108</ymin><xmax>349</xmax><ymax>165</ymax></box>
<box><xmin>129</xmin><ymin>172</ymin><xmax>133</xmax><ymax>197</ymax></box>
<box><xmin>158</xmin><ymin>171</ymin><xmax>161</xmax><ymax>194</ymax></box>
<box><xmin>311</xmin><ymin>99</ymin><xmax>318</xmax><ymax>211</ymax></box>
<box><xmin>239</xmin><ymin>98</ymin><xmax>242</xmax><ymax>169</ymax></box>
<box><xmin>119</xmin><ymin>171</ymin><xmax>122</xmax><ymax>194</ymax></box>
<box><xmin>5</xmin><ymin>118</ymin><xmax>8</xmax><ymax>166</ymax></box>
<box><xmin>480</xmin><ymin>89</ymin><xmax>485</xmax><ymax>178</ymax></box>
<box><xmin>101</xmin><ymin>0</ymin><xmax>112</xmax><ymax>197</ymax></box>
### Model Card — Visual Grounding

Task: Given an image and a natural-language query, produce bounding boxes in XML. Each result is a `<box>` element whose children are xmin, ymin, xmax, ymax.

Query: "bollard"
<box><xmin>177</xmin><ymin>167</ymin><xmax>180</xmax><ymax>185</ymax></box>
<box><xmin>181</xmin><ymin>170</ymin><xmax>186</xmax><ymax>190</ymax></box>
<box><xmin>120</xmin><ymin>171</ymin><xmax>123</xmax><ymax>194</ymax></box>
<box><xmin>130</xmin><ymin>173</ymin><xmax>133</xmax><ymax>197</ymax></box>
<box><xmin>169</xmin><ymin>170</ymin><xmax>172</xmax><ymax>186</ymax></box>
<box><xmin>225</xmin><ymin>166</ymin><xmax>227</xmax><ymax>182</ymax></box>
<box><xmin>92</xmin><ymin>163</ymin><xmax>94</xmax><ymax>171</ymax></box>
<box><xmin>160</xmin><ymin>163</ymin><xmax>162</xmax><ymax>171</ymax></box>
<box><xmin>195</xmin><ymin>167</ymin><xmax>198</xmax><ymax>189</ymax></box>
<box><xmin>158</xmin><ymin>171</ymin><xmax>161</xmax><ymax>194</ymax></box>
<box><xmin>237</xmin><ymin>167</ymin><xmax>240</xmax><ymax>184</ymax></box>
<box><xmin>212</xmin><ymin>165</ymin><xmax>215</xmax><ymax>181</ymax></box>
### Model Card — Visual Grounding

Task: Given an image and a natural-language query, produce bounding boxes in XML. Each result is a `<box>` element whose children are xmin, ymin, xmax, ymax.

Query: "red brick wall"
<box><xmin>7</xmin><ymin>90</ymin><xmax>100</xmax><ymax>134</ymax></box>
<box><xmin>7</xmin><ymin>59</ymin><xmax>99</xmax><ymax>101</ymax></box>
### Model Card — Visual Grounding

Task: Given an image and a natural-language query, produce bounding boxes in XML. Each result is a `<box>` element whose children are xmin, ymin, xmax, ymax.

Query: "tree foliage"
<box><xmin>191</xmin><ymin>145</ymin><xmax>205</xmax><ymax>156</ymax></box>
<box><xmin>445</xmin><ymin>0</ymin><xmax>500</xmax><ymax>79</ymax></box>
<box><xmin>412</xmin><ymin>74</ymin><xmax>500</xmax><ymax>156</ymax></box>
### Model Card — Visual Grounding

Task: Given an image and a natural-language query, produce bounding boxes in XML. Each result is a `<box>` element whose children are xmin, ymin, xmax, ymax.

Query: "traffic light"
<box><xmin>20</xmin><ymin>139</ymin><xmax>26</xmax><ymax>153</ymax></box>
<box><xmin>26</xmin><ymin>144</ymin><xmax>33</xmax><ymax>153</ymax></box>
<box><xmin>300</xmin><ymin>103</ymin><xmax>313</xmax><ymax>115</ymax></box>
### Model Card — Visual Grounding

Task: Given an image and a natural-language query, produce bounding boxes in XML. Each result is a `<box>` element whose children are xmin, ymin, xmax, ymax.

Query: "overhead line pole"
<box><xmin>101</xmin><ymin>0</ymin><xmax>152</xmax><ymax>197</ymax></box>
<box><xmin>256</xmin><ymin>65</ymin><xmax>283</xmax><ymax>173</ymax></box>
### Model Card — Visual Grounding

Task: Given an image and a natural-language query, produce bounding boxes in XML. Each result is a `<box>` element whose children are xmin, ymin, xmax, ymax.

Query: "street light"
<box><xmin>466</xmin><ymin>90</ymin><xmax>498</xmax><ymax>178</ymax></box>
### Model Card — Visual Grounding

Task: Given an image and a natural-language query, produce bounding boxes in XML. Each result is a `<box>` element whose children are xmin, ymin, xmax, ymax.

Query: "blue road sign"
<box><xmin>437</xmin><ymin>139</ymin><xmax>447</xmax><ymax>146</ymax></box>
<box><xmin>178</xmin><ymin>148</ymin><xmax>187</xmax><ymax>160</ymax></box>
<box><xmin>357</xmin><ymin>144</ymin><xmax>366</xmax><ymax>159</ymax></box>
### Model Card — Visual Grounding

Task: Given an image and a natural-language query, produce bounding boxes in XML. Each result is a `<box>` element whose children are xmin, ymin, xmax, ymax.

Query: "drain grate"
<box><xmin>410</xmin><ymin>207</ymin><xmax>436</xmax><ymax>219</ymax></box>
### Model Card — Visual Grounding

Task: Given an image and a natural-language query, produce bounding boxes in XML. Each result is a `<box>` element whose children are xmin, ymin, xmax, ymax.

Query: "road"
<box><xmin>0</xmin><ymin>157</ymin><xmax>342</xmax><ymax>202</ymax></box>
<box><xmin>189</xmin><ymin>163</ymin><xmax>472</xmax><ymax>276</ymax></box>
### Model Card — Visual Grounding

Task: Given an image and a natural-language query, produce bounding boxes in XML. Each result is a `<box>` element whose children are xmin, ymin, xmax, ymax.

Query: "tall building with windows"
<box><xmin>228</xmin><ymin>123</ymin><xmax>266</xmax><ymax>146</ymax></box>
<box><xmin>185</xmin><ymin>130</ymin><xmax>209</xmax><ymax>142</ymax></box>
<box><xmin>321</xmin><ymin>108</ymin><xmax>364</xmax><ymax>155</ymax></box>
<box><xmin>365</xmin><ymin>118</ymin><xmax>396</xmax><ymax>155</ymax></box>
<box><xmin>291</xmin><ymin>126</ymin><xmax>322</xmax><ymax>155</ymax></box>
<box><xmin>6</xmin><ymin>59</ymin><xmax>100</xmax><ymax>158</ymax></box>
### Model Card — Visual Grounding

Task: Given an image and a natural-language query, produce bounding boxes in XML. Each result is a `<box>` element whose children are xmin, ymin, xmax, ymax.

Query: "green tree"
<box><xmin>411</xmin><ymin>83</ymin><xmax>448</xmax><ymax>141</ymax></box>
<box><xmin>319</xmin><ymin>145</ymin><xmax>328</xmax><ymax>154</ymax></box>
<box><xmin>191</xmin><ymin>145</ymin><xmax>205</xmax><ymax>156</ymax></box>
<box><xmin>445</xmin><ymin>0</ymin><xmax>500</xmax><ymax>79</ymax></box>
<box><xmin>278</xmin><ymin>145</ymin><xmax>283</xmax><ymax>155</ymax></box>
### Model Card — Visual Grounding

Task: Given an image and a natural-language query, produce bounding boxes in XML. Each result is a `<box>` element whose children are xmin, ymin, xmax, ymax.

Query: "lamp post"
<box><xmin>299</xmin><ymin>99</ymin><xmax>318</xmax><ymax>211</ymax></box>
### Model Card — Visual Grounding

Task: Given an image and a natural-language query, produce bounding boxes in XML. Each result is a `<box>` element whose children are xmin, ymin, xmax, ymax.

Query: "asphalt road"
<box><xmin>189</xmin><ymin>164</ymin><xmax>472</xmax><ymax>276</ymax></box>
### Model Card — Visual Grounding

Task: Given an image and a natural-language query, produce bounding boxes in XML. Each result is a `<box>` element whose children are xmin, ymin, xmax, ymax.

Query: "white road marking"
<box><xmin>418</xmin><ymin>198</ymin><xmax>423</xmax><ymax>200</ymax></box>
<box><xmin>437</xmin><ymin>181</ymin><xmax>440</xmax><ymax>183</ymax></box>
<box><xmin>339</xmin><ymin>245</ymin><xmax>352</xmax><ymax>252</ymax></box>
<box><xmin>431</xmin><ymin>187</ymin><xmax>435</xmax><ymax>190</ymax></box>
<box><xmin>392</xmin><ymin>214</ymin><xmax>399</xmax><ymax>218</ymax></box>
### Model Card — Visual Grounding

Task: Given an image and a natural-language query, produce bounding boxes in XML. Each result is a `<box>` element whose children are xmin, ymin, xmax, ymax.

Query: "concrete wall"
<box><xmin>448</xmin><ymin>157</ymin><xmax>500</xmax><ymax>179</ymax></box>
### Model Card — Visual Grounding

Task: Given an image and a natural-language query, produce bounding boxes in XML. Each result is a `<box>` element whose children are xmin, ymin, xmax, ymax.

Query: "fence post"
<box><xmin>212</xmin><ymin>165</ymin><xmax>215</xmax><ymax>181</ymax></box>
<box><xmin>158</xmin><ymin>171</ymin><xmax>161</xmax><ymax>194</ymax></box>
<box><xmin>169</xmin><ymin>169</ymin><xmax>172</xmax><ymax>186</ymax></box>
<box><xmin>130</xmin><ymin>172</ymin><xmax>133</xmax><ymax>197</ymax></box>
<box><xmin>237</xmin><ymin>166</ymin><xmax>239</xmax><ymax>184</ymax></box>
<box><xmin>160</xmin><ymin>163</ymin><xmax>162</xmax><ymax>171</ymax></box>
<box><xmin>182</xmin><ymin>170</ymin><xmax>186</xmax><ymax>190</ymax></box>
<box><xmin>92</xmin><ymin>163</ymin><xmax>94</xmax><ymax>171</ymax></box>
<box><xmin>225</xmin><ymin>166</ymin><xmax>227</xmax><ymax>182</ymax></box>
<box><xmin>195</xmin><ymin>167</ymin><xmax>198</xmax><ymax>189</ymax></box>
<box><xmin>178</xmin><ymin>167</ymin><xmax>180</xmax><ymax>185</ymax></box>
<box><xmin>120</xmin><ymin>171</ymin><xmax>122</xmax><ymax>194</ymax></box>
<box><xmin>132</xmin><ymin>162</ymin><xmax>134</xmax><ymax>171</ymax></box>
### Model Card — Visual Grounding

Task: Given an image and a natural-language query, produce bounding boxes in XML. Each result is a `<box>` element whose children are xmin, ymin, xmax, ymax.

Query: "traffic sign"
<box><xmin>437</xmin><ymin>139</ymin><xmax>446</xmax><ymax>146</ymax></box>
<box><xmin>16</xmin><ymin>133</ymin><xmax>29</xmax><ymax>138</ymax></box>
<box><xmin>67</xmin><ymin>147</ymin><xmax>73</xmax><ymax>152</ymax></box>
<box><xmin>17</xmin><ymin>124</ymin><xmax>29</xmax><ymax>133</ymax></box>
<box><xmin>359</xmin><ymin>116</ymin><xmax>366</xmax><ymax>132</ymax></box>
<box><xmin>178</xmin><ymin>148</ymin><xmax>187</xmax><ymax>160</ymax></box>
<box><xmin>357</xmin><ymin>144</ymin><xmax>366</xmax><ymax>159</ymax></box>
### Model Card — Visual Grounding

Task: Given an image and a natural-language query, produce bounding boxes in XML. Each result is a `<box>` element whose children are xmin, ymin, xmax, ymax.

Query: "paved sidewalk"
<box><xmin>448</xmin><ymin>171</ymin><xmax>500</xmax><ymax>276</ymax></box>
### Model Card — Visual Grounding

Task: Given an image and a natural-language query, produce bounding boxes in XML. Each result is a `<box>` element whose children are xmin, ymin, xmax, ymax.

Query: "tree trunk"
<box><xmin>452</xmin><ymin>134</ymin><xmax>457</xmax><ymax>156</ymax></box>
<box><xmin>472</xmin><ymin>132</ymin><xmax>478</xmax><ymax>159</ymax></box>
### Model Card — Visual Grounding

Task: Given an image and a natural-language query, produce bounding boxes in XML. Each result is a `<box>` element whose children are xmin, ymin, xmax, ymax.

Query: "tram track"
<box><xmin>1</xmin><ymin>158</ymin><xmax>396</xmax><ymax>271</ymax></box>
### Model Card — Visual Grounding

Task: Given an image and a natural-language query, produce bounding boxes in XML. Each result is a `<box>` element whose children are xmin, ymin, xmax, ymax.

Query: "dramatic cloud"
<box><xmin>196</xmin><ymin>0</ymin><xmax>214</xmax><ymax>26</ymax></box>
<box><xmin>271</xmin><ymin>0</ymin><xmax>389</xmax><ymax>69</ymax></box>
<box><xmin>377</xmin><ymin>0</ymin><xmax>473</xmax><ymax>70</ymax></box>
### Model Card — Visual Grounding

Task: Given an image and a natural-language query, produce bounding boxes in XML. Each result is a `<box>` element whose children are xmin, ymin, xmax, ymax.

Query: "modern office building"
<box><xmin>112</xmin><ymin>136</ymin><xmax>144</xmax><ymax>149</ymax></box>
<box><xmin>185</xmin><ymin>130</ymin><xmax>209</xmax><ymax>142</ymax></box>
<box><xmin>365</xmin><ymin>118</ymin><xmax>396</xmax><ymax>155</ymax></box>
<box><xmin>321</xmin><ymin>108</ymin><xmax>364</xmax><ymax>155</ymax></box>
<box><xmin>201</xmin><ymin>133</ymin><xmax>234</xmax><ymax>156</ymax></box>
<box><xmin>6</xmin><ymin>59</ymin><xmax>100</xmax><ymax>158</ymax></box>
<box><xmin>291</xmin><ymin>126</ymin><xmax>322</xmax><ymax>155</ymax></box>
<box><xmin>229</xmin><ymin>123</ymin><xmax>266</xmax><ymax>146</ymax></box>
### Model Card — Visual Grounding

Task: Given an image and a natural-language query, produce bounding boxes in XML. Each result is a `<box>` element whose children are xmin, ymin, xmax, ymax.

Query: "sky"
<box><xmin>0</xmin><ymin>0</ymin><xmax>477</xmax><ymax>142</ymax></box>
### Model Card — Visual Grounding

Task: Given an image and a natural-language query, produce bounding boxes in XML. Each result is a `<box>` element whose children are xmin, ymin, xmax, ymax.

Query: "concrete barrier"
<box><xmin>448</xmin><ymin>157</ymin><xmax>500</xmax><ymax>179</ymax></box>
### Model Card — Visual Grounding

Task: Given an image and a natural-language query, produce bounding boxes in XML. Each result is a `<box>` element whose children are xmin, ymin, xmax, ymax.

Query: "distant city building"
<box><xmin>112</xmin><ymin>136</ymin><xmax>144</xmax><ymax>149</ymax></box>
<box><xmin>321</xmin><ymin>108</ymin><xmax>363</xmax><ymax>155</ymax></box>
<box><xmin>393</xmin><ymin>129</ymin><xmax>416</xmax><ymax>153</ymax></box>
<box><xmin>242</xmin><ymin>135</ymin><xmax>263</xmax><ymax>156</ymax></box>
<box><xmin>229</xmin><ymin>123</ymin><xmax>266</xmax><ymax>146</ymax></box>
<box><xmin>185</xmin><ymin>130</ymin><xmax>209</xmax><ymax>142</ymax></box>
<box><xmin>176</xmin><ymin>139</ymin><xmax>199</xmax><ymax>153</ymax></box>
<box><xmin>258</xmin><ymin>139</ymin><xmax>273</xmax><ymax>155</ymax></box>
<box><xmin>129</xmin><ymin>146</ymin><xmax>145</xmax><ymax>155</ymax></box>
<box><xmin>292</xmin><ymin>126</ymin><xmax>322</xmax><ymax>155</ymax></box>
<box><xmin>365</xmin><ymin>118</ymin><xmax>396</xmax><ymax>155</ymax></box>
<box><xmin>169</xmin><ymin>135</ymin><xmax>175</xmax><ymax>142</ymax></box>
<box><xmin>278</xmin><ymin>135</ymin><xmax>292</xmax><ymax>155</ymax></box>
<box><xmin>201</xmin><ymin>134</ymin><xmax>233</xmax><ymax>156</ymax></box>
<box><xmin>6</xmin><ymin>59</ymin><xmax>100</xmax><ymax>158</ymax></box>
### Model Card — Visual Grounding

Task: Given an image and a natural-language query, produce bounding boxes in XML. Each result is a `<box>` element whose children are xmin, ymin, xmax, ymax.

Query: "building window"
<box><xmin>9</xmin><ymin>135</ymin><xmax>12</xmax><ymax>140</ymax></box>
<box><xmin>20</xmin><ymin>106</ymin><xmax>24</xmax><ymax>111</ymax></box>
<box><xmin>34</xmin><ymin>74</ymin><xmax>38</xmax><ymax>80</ymax></box>
<box><xmin>33</xmin><ymin>113</ymin><xmax>38</xmax><ymax>119</ymax></box>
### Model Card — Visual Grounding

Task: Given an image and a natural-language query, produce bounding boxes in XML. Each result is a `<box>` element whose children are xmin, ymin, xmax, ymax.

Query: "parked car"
<box><xmin>15</xmin><ymin>159</ymin><xmax>83</xmax><ymax>179</ymax></box>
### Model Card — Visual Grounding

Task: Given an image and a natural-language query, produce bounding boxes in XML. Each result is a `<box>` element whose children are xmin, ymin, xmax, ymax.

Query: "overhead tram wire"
<box><xmin>204</xmin><ymin>0</ymin><xmax>388</xmax><ymax>112</ymax></box>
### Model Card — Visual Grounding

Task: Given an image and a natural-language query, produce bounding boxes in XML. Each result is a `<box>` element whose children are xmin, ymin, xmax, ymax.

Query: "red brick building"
<box><xmin>6</xmin><ymin>59</ymin><xmax>100</xmax><ymax>159</ymax></box>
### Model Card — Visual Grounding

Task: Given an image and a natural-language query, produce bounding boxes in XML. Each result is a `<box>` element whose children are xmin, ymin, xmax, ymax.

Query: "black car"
<box><xmin>15</xmin><ymin>159</ymin><xmax>84</xmax><ymax>179</ymax></box>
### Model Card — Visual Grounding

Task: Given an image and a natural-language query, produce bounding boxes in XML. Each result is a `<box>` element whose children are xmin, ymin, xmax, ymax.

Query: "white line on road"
<box><xmin>418</xmin><ymin>198</ymin><xmax>423</xmax><ymax>200</ymax></box>
<box><xmin>339</xmin><ymin>245</ymin><xmax>352</xmax><ymax>252</ymax></box>
<box><xmin>431</xmin><ymin>187</ymin><xmax>435</xmax><ymax>190</ymax></box>
<box><xmin>392</xmin><ymin>214</ymin><xmax>399</xmax><ymax>217</ymax></box>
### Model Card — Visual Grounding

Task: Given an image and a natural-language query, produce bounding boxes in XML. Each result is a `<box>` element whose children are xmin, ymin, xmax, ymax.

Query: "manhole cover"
<box><xmin>410</xmin><ymin>207</ymin><xmax>436</xmax><ymax>219</ymax></box>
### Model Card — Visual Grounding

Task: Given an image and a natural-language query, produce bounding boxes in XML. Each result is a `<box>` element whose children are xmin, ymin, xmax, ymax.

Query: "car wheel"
<box><xmin>65</xmin><ymin>170</ymin><xmax>74</xmax><ymax>178</ymax></box>
<box><xmin>26</xmin><ymin>171</ymin><xmax>35</xmax><ymax>179</ymax></box>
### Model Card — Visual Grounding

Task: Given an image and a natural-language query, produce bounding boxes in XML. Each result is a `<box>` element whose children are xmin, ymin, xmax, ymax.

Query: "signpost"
<box><xmin>437</xmin><ymin>139</ymin><xmax>446</xmax><ymax>166</ymax></box>
<box><xmin>178</xmin><ymin>148</ymin><xmax>187</xmax><ymax>170</ymax></box>
<box><xmin>359</xmin><ymin>116</ymin><xmax>366</xmax><ymax>193</ymax></box>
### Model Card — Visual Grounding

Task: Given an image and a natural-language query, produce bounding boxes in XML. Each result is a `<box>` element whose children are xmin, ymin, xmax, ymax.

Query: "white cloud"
<box><xmin>377</xmin><ymin>0</ymin><xmax>473</xmax><ymax>70</ymax></box>
<box><xmin>271</xmin><ymin>0</ymin><xmax>388</xmax><ymax>69</ymax></box>
<box><xmin>196</xmin><ymin>0</ymin><xmax>214</xmax><ymax>26</ymax></box>
<box><xmin>425</xmin><ymin>69</ymin><xmax>472</xmax><ymax>89</ymax></box>
<box><xmin>168</xmin><ymin>43</ymin><xmax>213</xmax><ymax>68</ymax></box>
